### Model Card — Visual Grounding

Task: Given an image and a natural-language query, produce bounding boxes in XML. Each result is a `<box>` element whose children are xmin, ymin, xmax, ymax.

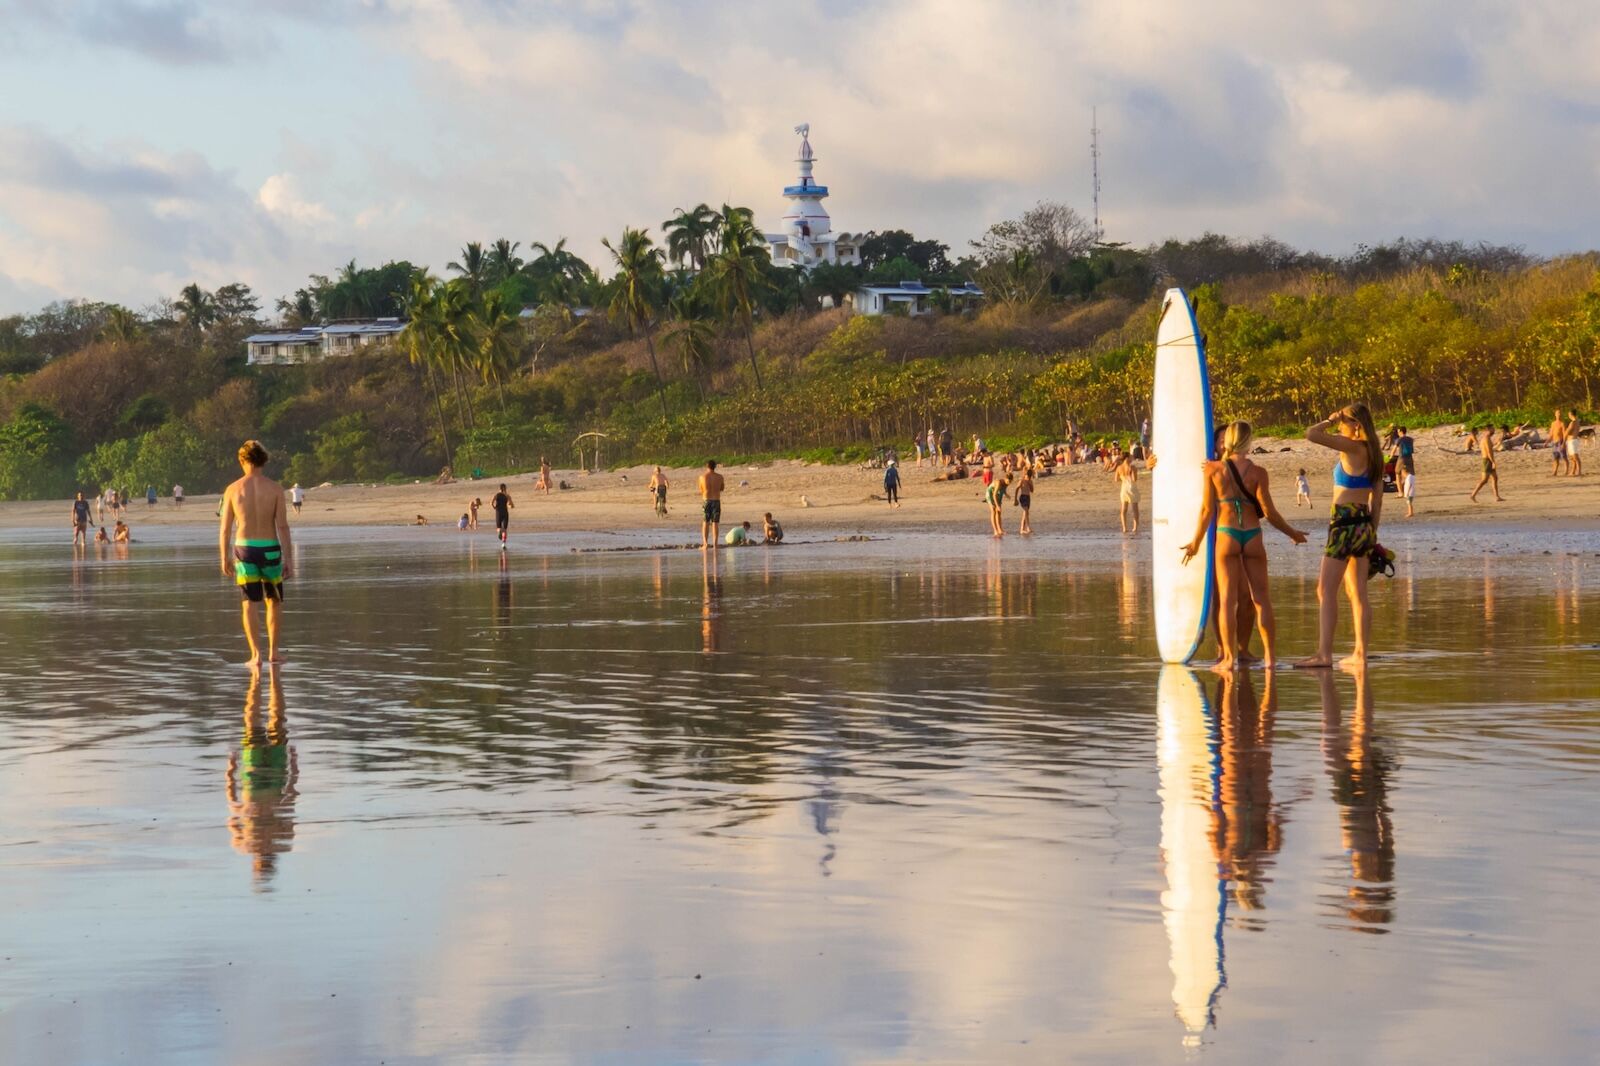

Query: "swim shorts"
<box><xmin>1018</xmin><ymin>493</ymin><xmax>1031</xmax><ymax>509</ymax></box>
<box><xmin>1324</xmin><ymin>503</ymin><xmax>1376</xmax><ymax>561</ymax></box>
<box><xmin>494</xmin><ymin>510</ymin><xmax>509</xmax><ymax>530</ymax></box>
<box><xmin>234</xmin><ymin>540</ymin><xmax>285</xmax><ymax>602</ymax></box>
<box><xmin>703</xmin><ymin>499</ymin><xmax>722</xmax><ymax>523</ymax></box>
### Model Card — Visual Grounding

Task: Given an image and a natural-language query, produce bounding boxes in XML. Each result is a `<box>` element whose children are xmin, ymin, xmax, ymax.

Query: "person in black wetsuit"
<box><xmin>490</xmin><ymin>483</ymin><xmax>514</xmax><ymax>545</ymax></box>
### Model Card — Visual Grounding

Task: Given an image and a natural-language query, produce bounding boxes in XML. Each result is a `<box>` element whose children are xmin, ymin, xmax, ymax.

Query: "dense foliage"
<box><xmin>0</xmin><ymin>211</ymin><xmax>1591</xmax><ymax>499</ymax></box>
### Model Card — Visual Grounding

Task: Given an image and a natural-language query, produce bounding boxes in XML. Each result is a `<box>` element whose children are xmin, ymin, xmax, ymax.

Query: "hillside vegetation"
<box><xmin>0</xmin><ymin>218</ymin><xmax>1594</xmax><ymax>499</ymax></box>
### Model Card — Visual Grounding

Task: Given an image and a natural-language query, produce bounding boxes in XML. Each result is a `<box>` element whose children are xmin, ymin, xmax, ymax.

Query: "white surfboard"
<box><xmin>1150</xmin><ymin>288</ymin><xmax>1215</xmax><ymax>664</ymax></box>
<box><xmin>1156</xmin><ymin>665</ymin><xmax>1224</xmax><ymax>1045</ymax></box>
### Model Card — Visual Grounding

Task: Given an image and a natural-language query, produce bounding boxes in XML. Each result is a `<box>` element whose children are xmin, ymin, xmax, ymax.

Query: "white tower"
<box><xmin>766</xmin><ymin>124</ymin><xmax>859</xmax><ymax>270</ymax></box>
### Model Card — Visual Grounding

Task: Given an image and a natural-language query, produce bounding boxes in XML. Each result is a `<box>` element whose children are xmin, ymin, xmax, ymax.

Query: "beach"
<box><xmin>6</xmin><ymin>426</ymin><xmax>1597</xmax><ymax>539</ymax></box>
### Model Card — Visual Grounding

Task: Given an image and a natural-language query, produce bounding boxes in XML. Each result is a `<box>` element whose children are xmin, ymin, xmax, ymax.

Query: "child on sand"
<box><xmin>1401</xmin><ymin>469</ymin><xmax>1416</xmax><ymax>517</ymax></box>
<box><xmin>1295</xmin><ymin>469</ymin><xmax>1311</xmax><ymax>507</ymax></box>
<box><xmin>1014</xmin><ymin>470</ymin><xmax>1034</xmax><ymax>535</ymax></box>
<box><xmin>762</xmin><ymin>513</ymin><xmax>783</xmax><ymax>543</ymax></box>
<box><xmin>458</xmin><ymin>513</ymin><xmax>469</xmax><ymax>530</ymax></box>
<box><xmin>113</xmin><ymin>519</ymin><xmax>130</xmax><ymax>543</ymax></box>
<box><xmin>724</xmin><ymin>520</ymin><xmax>752</xmax><ymax>546</ymax></box>
<box><xmin>469</xmin><ymin>498</ymin><xmax>480</xmax><ymax>530</ymax></box>
<box><xmin>986</xmin><ymin>474</ymin><xmax>1009</xmax><ymax>538</ymax></box>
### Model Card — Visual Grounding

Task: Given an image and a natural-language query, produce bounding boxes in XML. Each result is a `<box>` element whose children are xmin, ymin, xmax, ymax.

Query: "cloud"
<box><xmin>1</xmin><ymin>0</ymin><xmax>251</xmax><ymax>65</ymax></box>
<box><xmin>2</xmin><ymin>0</ymin><xmax>1600</xmax><ymax>314</ymax></box>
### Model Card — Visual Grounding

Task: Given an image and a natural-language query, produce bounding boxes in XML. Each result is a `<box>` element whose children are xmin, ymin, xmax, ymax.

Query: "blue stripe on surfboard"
<box><xmin>1177</xmin><ymin>291</ymin><xmax>1215</xmax><ymax>665</ymax></box>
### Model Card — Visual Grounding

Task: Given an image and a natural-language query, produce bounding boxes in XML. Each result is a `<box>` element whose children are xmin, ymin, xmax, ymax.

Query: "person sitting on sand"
<box><xmin>113</xmin><ymin>519</ymin><xmax>130</xmax><ymax>543</ymax></box>
<box><xmin>1183</xmin><ymin>421</ymin><xmax>1308</xmax><ymax>673</ymax></box>
<box><xmin>458</xmin><ymin>513</ymin><xmax>469</xmax><ymax>530</ymax></box>
<box><xmin>414</xmin><ymin>515</ymin><xmax>429</xmax><ymax>526</ymax></box>
<box><xmin>1296</xmin><ymin>404</ymin><xmax>1384</xmax><ymax>670</ymax></box>
<box><xmin>763</xmin><ymin>513</ymin><xmax>783</xmax><ymax>544</ymax></box>
<box><xmin>725</xmin><ymin>520</ymin><xmax>752</xmax><ymax>546</ymax></box>
<box><xmin>95</xmin><ymin>525</ymin><xmax>110</xmax><ymax>544</ymax></box>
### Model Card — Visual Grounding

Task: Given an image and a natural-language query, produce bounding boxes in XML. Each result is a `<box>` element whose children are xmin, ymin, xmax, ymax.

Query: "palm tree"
<box><xmin>99</xmin><ymin>305</ymin><xmax>143</xmax><ymax>344</ymax></box>
<box><xmin>447</xmin><ymin>242</ymin><xmax>489</xmax><ymax>295</ymax></box>
<box><xmin>487</xmin><ymin>239</ymin><xmax>523</xmax><ymax>284</ymax></box>
<box><xmin>664</xmin><ymin>288</ymin><xmax>716</xmax><ymax>400</ymax></box>
<box><xmin>403</xmin><ymin>274</ymin><xmax>455</xmax><ymax>472</ymax></box>
<box><xmin>472</xmin><ymin>291</ymin><xmax>521</xmax><ymax>408</ymax></box>
<box><xmin>705</xmin><ymin>204</ymin><xmax>771</xmax><ymax>390</ymax></box>
<box><xmin>436</xmin><ymin>280</ymin><xmax>478</xmax><ymax>430</ymax></box>
<box><xmin>662</xmin><ymin>203</ymin><xmax>719</xmax><ymax>271</ymax></box>
<box><xmin>601</xmin><ymin>226</ymin><xmax>669</xmax><ymax>420</ymax></box>
<box><xmin>175</xmin><ymin>284</ymin><xmax>217</xmax><ymax>332</ymax></box>
<box><xmin>527</xmin><ymin>238</ymin><xmax>597</xmax><ymax>306</ymax></box>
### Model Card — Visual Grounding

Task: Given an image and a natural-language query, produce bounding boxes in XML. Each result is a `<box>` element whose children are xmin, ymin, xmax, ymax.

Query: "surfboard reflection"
<box><xmin>1157</xmin><ymin>666</ymin><xmax>1284</xmax><ymax>1046</ymax></box>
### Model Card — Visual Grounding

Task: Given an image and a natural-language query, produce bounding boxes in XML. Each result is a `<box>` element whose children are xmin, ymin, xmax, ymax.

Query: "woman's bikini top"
<box><xmin>1332</xmin><ymin>460</ymin><xmax>1373</xmax><ymax>489</ymax></box>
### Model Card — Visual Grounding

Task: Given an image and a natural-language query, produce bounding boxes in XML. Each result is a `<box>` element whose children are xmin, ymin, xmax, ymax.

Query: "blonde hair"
<box><xmin>1222</xmin><ymin>420</ymin><xmax>1252</xmax><ymax>458</ymax></box>
<box><xmin>238</xmin><ymin>440</ymin><xmax>270</xmax><ymax>467</ymax></box>
<box><xmin>1341</xmin><ymin>403</ymin><xmax>1383</xmax><ymax>478</ymax></box>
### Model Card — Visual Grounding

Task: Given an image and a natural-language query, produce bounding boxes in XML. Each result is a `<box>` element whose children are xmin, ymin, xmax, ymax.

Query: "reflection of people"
<box><xmin>226</xmin><ymin>667</ymin><xmax>298</xmax><ymax>887</ymax></box>
<box><xmin>494</xmin><ymin>551</ymin><xmax>512</xmax><ymax>629</ymax></box>
<box><xmin>1318</xmin><ymin>667</ymin><xmax>1395</xmax><ymax>930</ymax></box>
<box><xmin>1212</xmin><ymin>670</ymin><xmax>1283</xmax><ymax>912</ymax></box>
<box><xmin>700</xmin><ymin>550</ymin><xmax>722</xmax><ymax>654</ymax></box>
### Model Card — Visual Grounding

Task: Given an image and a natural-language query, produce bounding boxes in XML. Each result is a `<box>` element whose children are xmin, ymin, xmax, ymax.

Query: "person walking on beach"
<box><xmin>173</xmin><ymin>483</ymin><xmax>185</xmax><ymax>507</ymax></box>
<box><xmin>537</xmin><ymin>457</ymin><xmax>553</xmax><ymax>495</ymax></box>
<box><xmin>1566</xmin><ymin>409</ymin><xmax>1583</xmax><ymax>476</ymax></box>
<box><xmin>1015</xmin><ymin>469</ymin><xmax>1034</xmax><ymax>535</ymax></box>
<box><xmin>490</xmin><ymin>483</ymin><xmax>513</xmax><ymax>545</ymax></box>
<box><xmin>1394</xmin><ymin>426</ymin><xmax>1415</xmax><ymax>482</ymax></box>
<box><xmin>1469</xmin><ymin>426</ymin><xmax>1504</xmax><ymax>502</ymax></box>
<box><xmin>649</xmin><ymin>466</ymin><xmax>670</xmax><ymax>517</ymax></box>
<box><xmin>146</xmin><ymin>485</ymin><xmax>157</xmax><ymax>509</ymax></box>
<box><xmin>985</xmin><ymin>474</ymin><xmax>1009</xmax><ymax>538</ymax></box>
<box><xmin>1548</xmin><ymin>411</ymin><xmax>1568</xmax><ymax>476</ymax></box>
<box><xmin>1114</xmin><ymin>454</ymin><xmax>1141</xmax><ymax>534</ymax></box>
<box><xmin>698</xmin><ymin>459</ymin><xmax>724</xmax><ymax>549</ymax></box>
<box><xmin>220</xmin><ymin>440</ymin><xmax>294</xmax><ymax>668</ymax></box>
<box><xmin>1295</xmin><ymin>468</ymin><xmax>1312</xmax><ymax>507</ymax></box>
<box><xmin>289</xmin><ymin>483</ymin><xmax>304</xmax><ymax>516</ymax></box>
<box><xmin>883</xmin><ymin>458</ymin><xmax>902</xmax><ymax>508</ymax></box>
<box><xmin>1297</xmin><ymin>405</ymin><xmax>1384</xmax><ymax>669</ymax></box>
<box><xmin>1182</xmin><ymin>421</ymin><xmax>1308</xmax><ymax>672</ymax></box>
<box><xmin>926</xmin><ymin>428</ymin><xmax>937</xmax><ymax>467</ymax></box>
<box><xmin>71</xmin><ymin>491</ymin><xmax>93</xmax><ymax>547</ymax></box>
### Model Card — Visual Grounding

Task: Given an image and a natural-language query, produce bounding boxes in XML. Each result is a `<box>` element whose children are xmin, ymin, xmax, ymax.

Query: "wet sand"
<box><xmin>4</xmin><ymin>426</ymin><xmax>1597</xmax><ymax>537</ymax></box>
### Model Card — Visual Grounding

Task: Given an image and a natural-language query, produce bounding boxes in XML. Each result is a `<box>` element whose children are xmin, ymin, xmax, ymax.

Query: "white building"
<box><xmin>245</xmin><ymin>318</ymin><xmax>407</xmax><ymax>366</ymax></box>
<box><xmin>851</xmin><ymin>281</ymin><xmax>984</xmax><ymax>317</ymax></box>
<box><xmin>765</xmin><ymin>124</ymin><xmax>860</xmax><ymax>272</ymax></box>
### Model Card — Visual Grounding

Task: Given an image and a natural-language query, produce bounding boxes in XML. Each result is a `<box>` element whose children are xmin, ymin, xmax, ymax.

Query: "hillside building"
<box><xmin>245</xmin><ymin>318</ymin><xmax>406</xmax><ymax>366</ymax></box>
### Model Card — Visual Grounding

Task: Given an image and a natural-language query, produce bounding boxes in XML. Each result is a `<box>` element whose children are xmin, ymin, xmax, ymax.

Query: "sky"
<box><xmin>1</xmin><ymin>0</ymin><xmax>1598</xmax><ymax>315</ymax></box>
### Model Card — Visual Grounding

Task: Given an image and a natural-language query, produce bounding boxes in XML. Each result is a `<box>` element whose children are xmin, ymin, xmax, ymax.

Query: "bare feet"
<box><xmin>1209</xmin><ymin>657</ymin><xmax>1237</xmax><ymax>675</ymax></box>
<box><xmin>268</xmin><ymin>653</ymin><xmax>286</xmax><ymax>665</ymax></box>
<box><xmin>1338</xmin><ymin>653</ymin><xmax>1366</xmax><ymax>670</ymax></box>
<box><xmin>245</xmin><ymin>656</ymin><xmax>261</xmax><ymax>669</ymax></box>
<box><xmin>1293</xmin><ymin>657</ymin><xmax>1333</xmax><ymax>669</ymax></box>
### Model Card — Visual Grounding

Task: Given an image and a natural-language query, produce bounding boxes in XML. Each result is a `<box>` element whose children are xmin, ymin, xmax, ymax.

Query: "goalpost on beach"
<box><xmin>573</xmin><ymin>432</ymin><xmax>608</xmax><ymax>473</ymax></box>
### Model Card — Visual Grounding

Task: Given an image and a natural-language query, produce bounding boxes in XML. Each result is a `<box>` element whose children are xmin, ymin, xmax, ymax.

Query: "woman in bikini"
<box><xmin>1182</xmin><ymin>421</ymin><xmax>1308</xmax><ymax>672</ymax></box>
<box><xmin>1297</xmin><ymin>403</ymin><xmax>1384</xmax><ymax>668</ymax></box>
<box><xmin>1114</xmin><ymin>454</ymin><xmax>1140</xmax><ymax>534</ymax></box>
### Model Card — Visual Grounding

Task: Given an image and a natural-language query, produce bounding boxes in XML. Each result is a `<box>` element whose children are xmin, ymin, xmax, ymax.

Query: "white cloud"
<box><xmin>3</xmin><ymin>1</ymin><xmax>1600</xmax><ymax>313</ymax></box>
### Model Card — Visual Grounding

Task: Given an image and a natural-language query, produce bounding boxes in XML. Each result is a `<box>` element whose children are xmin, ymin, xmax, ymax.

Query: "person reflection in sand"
<box><xmin>226</xmin><ymin>667</ymin><xmax>298</xmax><ymax>888</ymax></box>
<box><xmin>1318</xmin><ymin>667</ymin><xmax>1396</xmax><ymax>930</ymax></box>
<box><xmin>701</xmin><ymin>550</ymin><xmax>723</xmax><ymax>654</ymax></box>
<box><xmin>494</xmin><ymin>550</ymin><xmax>513</xmax><ymax>630</ymax></box>
<box><xmin>1212</xmin><ymin>671</ymin><xmax>1284</xmax><ymax>918</ymax></box>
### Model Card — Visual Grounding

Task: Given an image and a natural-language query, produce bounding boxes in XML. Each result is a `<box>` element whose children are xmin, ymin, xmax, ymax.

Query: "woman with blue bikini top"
<box><xmin>1182</xmin><ymin>421</ymin><xmax>1309</xmax><ymax>673</ymax></box>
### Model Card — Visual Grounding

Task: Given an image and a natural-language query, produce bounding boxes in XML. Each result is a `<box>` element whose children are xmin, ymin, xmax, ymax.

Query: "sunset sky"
<box><xmin>1</xmin><ymin>0</ymin><xmax>1596</xmax><ymax>313</ymax></box>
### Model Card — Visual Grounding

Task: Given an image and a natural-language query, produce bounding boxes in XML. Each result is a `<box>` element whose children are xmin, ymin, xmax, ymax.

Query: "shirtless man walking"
<box><xmin>1469</xmin><ymin>426</ymin><xmax>1505</xmax><ymax>503</ymax></box>
<box><xmin>1548</xmin><ymin>410</ymin><xmax>1569</xmax><ymax>476</ymax></box>
<box><xmin>698</xmin><ymin>459</ymin><xmax>724</xmax><ymax>549</ymax></box>
<box><xmin>220</xmin><ymin>440</ymin><xmax>294</xmax><ymax>667</ymax></box>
